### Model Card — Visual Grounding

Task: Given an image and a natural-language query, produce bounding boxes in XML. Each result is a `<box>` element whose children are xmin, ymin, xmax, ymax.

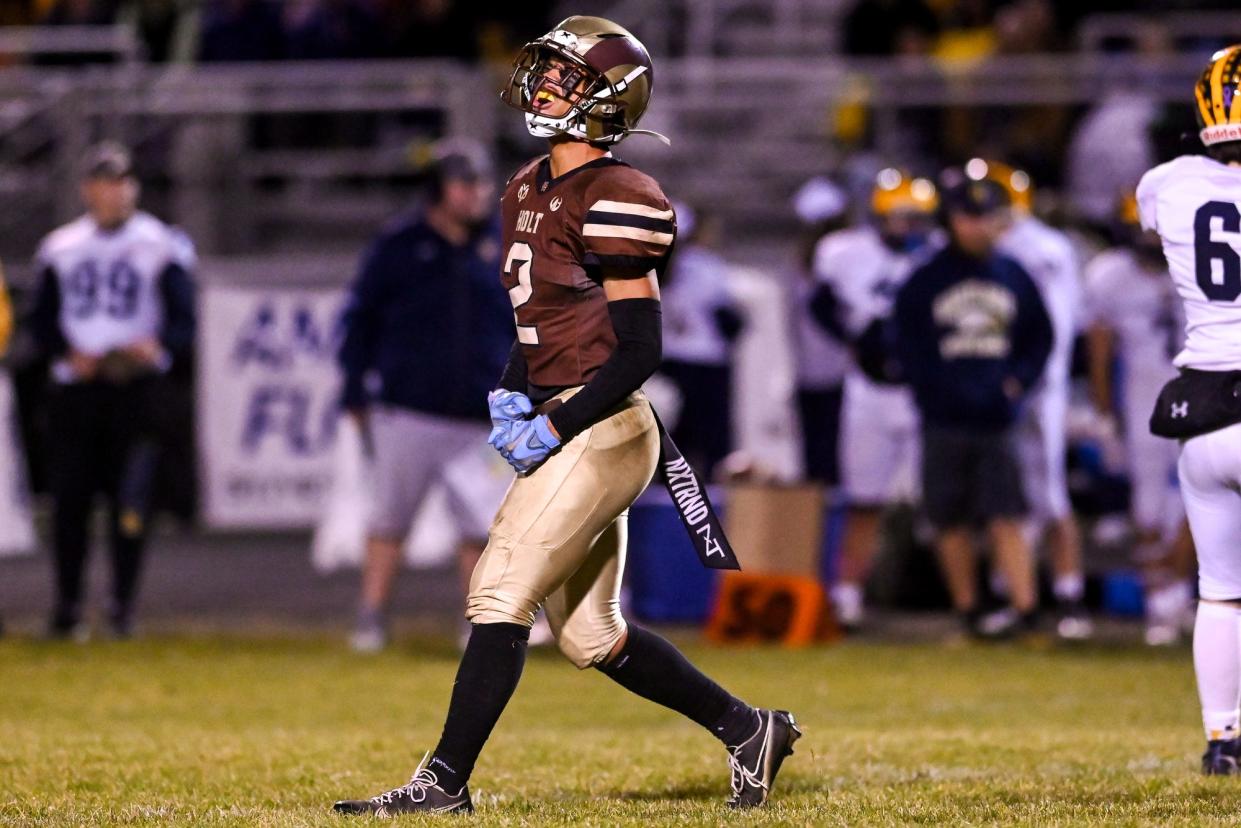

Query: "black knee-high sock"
<box><xmin>109</xmin><ymin>532</ymin><xmax>146</xmax><ymax>617</ymax></box>
<box><xmin>429</xmin><ymin>622</ymin><xmax>529</xmax><ymax>791</ymax></box>
<box><xmin>597</xmin><ymin>625</ymin><xmax>757</xmax><ymax>747</ymax></box>
<box><xmin>51</xmin><ymin>498</ymin><xmax>91</xmax><ymax>622</ymax></box>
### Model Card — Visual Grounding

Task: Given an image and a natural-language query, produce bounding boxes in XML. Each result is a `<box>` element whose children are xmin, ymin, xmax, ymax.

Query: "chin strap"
<box><xmin>527</xmin><ymin>112</ymin><xmax>671</xmax><ymax>147</ymax></box>
<box><xmin>623</xmin><ymin>128</ymin><xmax>672</xmax><ymax>146</ymax></box>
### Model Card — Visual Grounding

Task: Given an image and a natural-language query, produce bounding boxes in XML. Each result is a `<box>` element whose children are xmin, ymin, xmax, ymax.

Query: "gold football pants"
<box><xmin>467</xmin><ymin>389</ymin><xmax>659</xmax><ymax>668</ymax></box>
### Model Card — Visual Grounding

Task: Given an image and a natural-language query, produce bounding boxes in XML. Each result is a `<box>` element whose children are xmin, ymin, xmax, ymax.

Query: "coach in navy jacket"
<box><xmin>337</xmin><ymin>211</ymin><xmax>510</xmax><ymax>423</ymax></box>
<box><xmin>893</xmin><ymin>238</ymin><xmax>1053</xmax><ymax>430</ymax></box>
<box><xmin>336</xmin><ymin>145</ymin><xmax>514</xmax><ymax>653</ymax></box>
<box><xmin>892</xmin><ymin>171</ymin><xmax>1053</xmax><ymax>639</ymax></box>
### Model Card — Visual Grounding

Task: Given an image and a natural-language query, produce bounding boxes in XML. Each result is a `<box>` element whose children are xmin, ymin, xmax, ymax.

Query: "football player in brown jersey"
<box><xmin>334</xmin><ymin>16</ymin><xmax>800</xmax><ymax>817</ymax></box>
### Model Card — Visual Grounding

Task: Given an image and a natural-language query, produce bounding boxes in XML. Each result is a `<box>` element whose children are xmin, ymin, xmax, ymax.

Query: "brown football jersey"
<box><xmin>499</xmin><ymin>155</ymin><xmax>676</xmax><ymax>391</ymax></box>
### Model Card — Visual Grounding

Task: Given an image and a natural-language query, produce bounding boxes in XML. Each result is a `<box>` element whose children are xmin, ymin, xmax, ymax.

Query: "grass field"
<box><xmin>2</xmin><ymin>632</ymin><xmax>1240</xmax><ymax>826</ymax></box>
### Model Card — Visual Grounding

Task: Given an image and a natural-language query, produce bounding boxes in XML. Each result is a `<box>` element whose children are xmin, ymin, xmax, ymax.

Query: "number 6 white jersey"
<box><xmin>35</xmin><ymin>211</ymin><xmax>195</xmax><ymax>357</ymax></box>
<box><xmin>1137</xmin><ymin>154</ymin><xmax>1241</xmax><ymax>371</ymax></box>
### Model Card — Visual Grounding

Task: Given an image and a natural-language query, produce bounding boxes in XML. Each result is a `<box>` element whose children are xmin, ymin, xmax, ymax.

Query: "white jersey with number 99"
<box><xmin>1137</xmin><ymin>154</ymin><xmax>1241</xmax><ymax>371</ymax></box>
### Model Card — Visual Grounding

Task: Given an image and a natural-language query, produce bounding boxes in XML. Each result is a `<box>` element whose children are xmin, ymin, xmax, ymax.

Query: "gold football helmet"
<box><xmin>871</xmin><ymin>168</ymin><xmax>937</xmax><ymax>252</ymax></box>
<box><xmin>1114</xmin><ymin>189</ymin><xmax>1163</xmax><ymax>262</ymax></box>
<box><xmin>501</xmin><ymin>16</ymin><xmax>665</xmax><ymax>146</ymax></box>
<box><xmin>871</xmin><ymin>168</ymin><xmax>938</xmax><ymax>216</ymax></box>
<box><xmin>1116</xmin><ymin>190</ymin><xmax>1140</xmax><ymax>229</ymax></box>
<box><xmin>964</xmin><ymin>158</ymin><xmax>1031</xmax><ymax>213</ymax></box>
<box><xmin>1195</xmin><ymin>44</ymin><xmax>1241</xmax><ymax>147</ymax></box>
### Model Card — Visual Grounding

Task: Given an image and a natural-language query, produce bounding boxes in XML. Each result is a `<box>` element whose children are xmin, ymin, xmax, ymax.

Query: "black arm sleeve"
<box><xmin>1009</xmin><ymin>273</ymin><xmax>1055</xmax><ymax>393</ymax></box>
<box><xmin>30</xmin><ymin>265</ymin><xmax>68</xmax><ymax>359</ymax></box>
<box><xmin>337</xmin><ymin>242</ymin><xmax>387</xmax><ymax>409</ymax></box>
<box><xmin>854</xmin><ymin>317</ymin><xmax>904</xmax><ymax>384</ymax></box>
<box><xmin>713</xmin><ymin>306</ymin><xmax>745</xmax><ymax>343</ymax></box>
<box><xmin>809</xmin><ymin>282</ymin><xmax>850</xmax><ymax>343</ymax></box>
<box><xmin>548</xmin><ymin>298</ymin><xmax>661</xmax><ymax>440</ymax></box>
<box><xmin>497</xmin><ymin>339</ymin><xmax>528</xmax><ymax>393</ymax></box>
<box><xmin>158</xmin><ymin>262</ymin><xmax>197</xmax><ymax>370</ymax></box>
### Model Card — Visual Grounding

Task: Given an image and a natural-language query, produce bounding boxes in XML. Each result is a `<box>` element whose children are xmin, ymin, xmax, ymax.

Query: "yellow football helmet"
<box><xmin>964</xmin><ymin>158</ymin><xmax>1031</xmax><ymax>213</ymax></box>
<box><xmin>0</xmin><ymin>262</ymin><xmax>11</xmax><ymax>359</ymax></box>
<box><xmin>1195</xmin><ymin>44</ymin><xmax>1241</xmax><ymax>147</ymax></box>
<box><xmin>1115</xmin><ymin>190</ymin><xmax>1140</xmax><ymax>229</ymax></box>
<box><xmin>870</xmin><ymin>168</ymin><xmax>938</xmax><ymax>216</ymax></box>
<box><xmin>1113</xmin><ymin>189</ymin><xmax>1163</xmax><ymax>262</ymax></box>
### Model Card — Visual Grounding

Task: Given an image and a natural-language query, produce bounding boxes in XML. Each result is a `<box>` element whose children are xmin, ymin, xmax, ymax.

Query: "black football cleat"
<box><xmin>108</xmin><ymin>603</ymin><xmax>136</xmax><ymax>640</ymax></box>
<box><xmin>333</xmin><ymin>756</ymin><xmax>473</xmax><ymax>817</ymax></box>
<box><xmin>726</xmin><ymin>708</ymin><xmax>802</xmax><ymax>808</ymax></box>
<box><xmin>1203</xmin><ymin>740</ymin><xmax>1240</xmax><ymax>776</ymax></box>
<box><xmin>47</xmin><ymin>608</ymin><xmax>89</xmax><ymax>643</ymax></box>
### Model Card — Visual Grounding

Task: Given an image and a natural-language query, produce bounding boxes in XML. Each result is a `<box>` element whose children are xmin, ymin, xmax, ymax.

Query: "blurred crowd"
<box><xmin>1</xmin><ymin>0</ymin><xmax>556</xmax><ymax>64</ymax></box>
<box><xmin>0</xmin><ymin>134</ymin><xmax>1200</xmax><ymax>650</ymax></box>
<box><xmin>3</xmin><ymin>0</ymin><xmax>1236</xmax><ymax>65</ymax></box>
<box><xmin>662</xmin><ymin>150</ymin><xmax>1197</xmax><ymax>647</ymax></box>
<box><xmin>0</xmin><ymin>2</ymin><xmax>1227</xmax><ymax>648</ymax></box>
<box><xmin>842</xmin><ymin>0</ymin><xmax>1237</xmax><ymax>58</ymax></box>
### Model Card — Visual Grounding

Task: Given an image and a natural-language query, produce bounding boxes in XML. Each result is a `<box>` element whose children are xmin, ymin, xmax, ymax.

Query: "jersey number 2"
<box><xmin>505</xmin><ymin>242</ymin><xmax>540</xmax><ymax>345</ymax></box>
<box><xmin>1194</xmin><ymin>201</ymin><xmax>1241</xmax><ymax>302</ymax></box>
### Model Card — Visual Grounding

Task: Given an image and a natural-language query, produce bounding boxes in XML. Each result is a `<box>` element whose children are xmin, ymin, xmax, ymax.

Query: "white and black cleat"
<box><xmin>334</xmin><ymin>756</ymin><xmax>472</xmax><ymax>817</ymax></box>
<box><xmin>1203</xmin><ymin>739</ymin><xmax>1240</xmax><ymax>776</ymax></box>
<box><xmin>726</xmin><ymin>708</ymin><xmax>802</xmax><ymax>809</ymax></box>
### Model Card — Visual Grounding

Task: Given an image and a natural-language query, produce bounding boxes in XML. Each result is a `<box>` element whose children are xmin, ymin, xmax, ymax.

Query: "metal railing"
<box><xmin>625</xmin><ymin>51</ymin><xmax>1211</xmax><ymax>257</ymax></box>
<box><xmin>0</xmin><ymin>49</ymin><xmax>1219</xmax><ymax>269</ymax></box>
<box><xmin>1077</xmin><ymin>12</ymin><xmax>1241</xmax><ymax>52</ymax></box>
<box><xmin>570</xmin><ymin>1</ymin><xmax>1241</xmax><ymax>59</ymax></box>
<box><xmin>555</xmin><ymin>0</ymin><xmax>847</xmax><ymax>57</ymax></box>
<box><xmin>0</xmin><ymin>24</ymin><xmax>142</xmax><ymax>63</ymax></box>
<box><xmin>0</xmin><ymin>59</ymin><xmax>501</xmax><ymax>266</ymax></box>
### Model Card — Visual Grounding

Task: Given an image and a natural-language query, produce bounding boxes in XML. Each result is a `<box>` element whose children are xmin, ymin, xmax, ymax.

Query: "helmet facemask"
<box><xmin>502</xmin><ymin>42</ymin><xmax>625</xmax><ymax>145</ymax></box>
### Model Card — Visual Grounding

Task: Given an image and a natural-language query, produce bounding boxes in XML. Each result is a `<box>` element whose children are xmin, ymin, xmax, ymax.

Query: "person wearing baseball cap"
<box><xmin>29</xmin><ymin>141</ymin><xmax>196</xmax><ymax>640</ymax></box>
<box><xmin>790</xmin><ymin>177</ymin><xmax>852</xmax><ymax>490</ymax></box>
<box><xmin>81</xmin><ymin>141</ymin><xmax>134</xmax><ymax>179</ymax></box>
<box><xmin>336</xmin><ymin>138</ymin><xmax>518</xmax><ymax>653</ymax></box>
<box><xmin>890</xmin><ymin>166</ymin><xmax>1054</xmax><ymax>641</ymax></box>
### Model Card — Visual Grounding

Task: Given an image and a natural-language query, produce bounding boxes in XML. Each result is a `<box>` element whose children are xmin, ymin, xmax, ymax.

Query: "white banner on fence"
<box><xmin>198</xmin><ymin>285</ymin><xmax>345</xmax><ymax>529</ymax></box>
<box><xmin>0</xmin><ymin>369</ymin><xmax>35</xmax><ymax>556</ymax></box>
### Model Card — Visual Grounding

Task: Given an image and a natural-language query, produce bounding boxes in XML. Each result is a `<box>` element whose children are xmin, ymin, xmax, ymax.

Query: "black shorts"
<box><xmin>921</xmin><ymin>425</ymin><xmax>1026</xmax><ymax>528</ymax></box>
<box><xmin>797</xmin><ymin>385</ymin><xmax>843</xmax><ymax>487</ymax></box>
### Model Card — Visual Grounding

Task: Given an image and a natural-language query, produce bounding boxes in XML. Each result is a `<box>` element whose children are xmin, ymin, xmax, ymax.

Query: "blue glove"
<box><xmin>500</xmin><ymin>414</ymin><xmax>561</xmax><ymax>474</ymax></box>
<box><xmin>487</xmin><ymin>389</ymin><xmax>533</xmax><ymax>450</ymax></box>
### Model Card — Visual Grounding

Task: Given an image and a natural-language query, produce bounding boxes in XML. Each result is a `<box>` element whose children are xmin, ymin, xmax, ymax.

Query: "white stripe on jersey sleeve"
<box><xmin>581</xmin><ymin>224</ymin><xmax>674</xmax><ymax>246</ymax></box>
<box><xmin>588</xmin><ymin>199</ymin><xmax>675</xmax><ymax>221</ymax></box>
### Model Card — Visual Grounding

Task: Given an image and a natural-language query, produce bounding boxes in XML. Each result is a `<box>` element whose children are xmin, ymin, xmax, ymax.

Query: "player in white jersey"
<box><xmin>1085</xmin><ymin>194</ymin><xmax>1194</xmax><ymax>646</ymax></box>
<box><xmin>658</xmin><ymin>203</ymin><xmax>744</xmax><ymax>479</ymax></box>
<box><xmin>970</xmin><ymin>158</ymin><xmax>1092</xmax><ymax>640</ymax></box>
<box><xmin>30</xmin><ymin>142</ymin><xmax>196</xmax><ymax>640</ymax></box>
<box><xmin>1136</xmin><ymin>44</ymin><xmax>1241</xmax><ymax>775</ymax></box>
<box><xmin>809</xmin><ymin>169</ymin><xmax>937</xmax><ymax>629</ymax></box>
<box><xmin>790</xmin><ymin>177</ymin><xmax>851</xmax><ymax>488</ymax></box>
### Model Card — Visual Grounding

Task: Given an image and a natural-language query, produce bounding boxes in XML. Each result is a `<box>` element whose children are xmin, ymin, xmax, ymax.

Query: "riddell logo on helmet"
<box><xmin>1202</xmin><ymin>124</ymin><xmax>1241</xmax><ymax>145</ymax></box>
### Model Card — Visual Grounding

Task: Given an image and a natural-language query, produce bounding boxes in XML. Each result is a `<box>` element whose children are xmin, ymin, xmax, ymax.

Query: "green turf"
<box><xmin>1</xmin><ymin>633</ymin><xmax>1238</xmax><ymax>826</ymax></box>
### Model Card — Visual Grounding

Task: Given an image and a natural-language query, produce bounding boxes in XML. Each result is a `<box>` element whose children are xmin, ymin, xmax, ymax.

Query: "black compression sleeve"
<box><xmin>713</xmin><ymin>306</ymin><xmax>745</xmax><ymax>342</ymax></box>
<box><xmin>548</xmin><ymin>298</ymin><xmax>661</xmax><ymax>440</ymax></box>
<box><xmin>497</xmin><ymin>339</ymin><xmax>528</xmax><ymax>393</ymax></box>
<box><xmin>31</xmin><ymin>266</ymin><xmax>68</xmax><ymax>359</ymax></box>
<box><xmin>158</xmin><ymin>263</ymin><xmax>196</xmax><ymax>370</ymax></box>
<box><xmin>809</xmin><ymin>282</ymin><xmax>849</xmax><ymax>343</ymax></box>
